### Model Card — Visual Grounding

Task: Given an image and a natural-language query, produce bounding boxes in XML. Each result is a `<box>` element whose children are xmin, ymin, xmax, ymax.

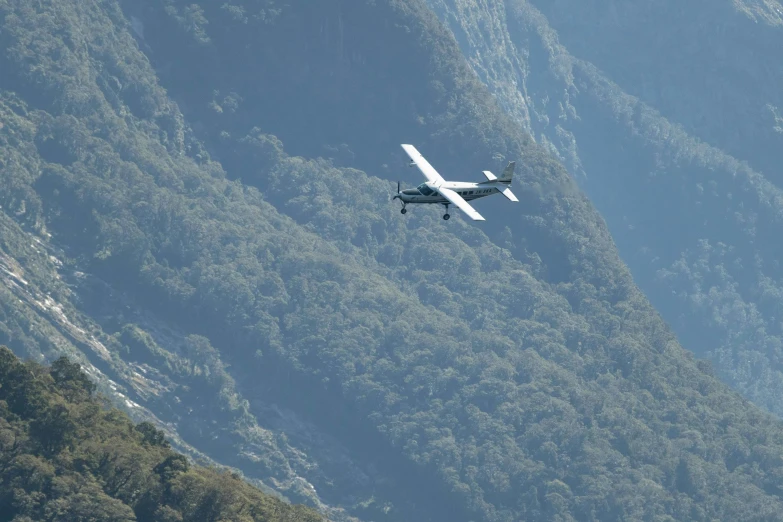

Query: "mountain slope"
<box><xmin>526</xmin><ymin>0</ymin><xmax>783</xmax><ymax>180</ymax></box>
<box><xmin>0</xmin><ymin>99</ymin><xmax>366</xmax><ymax>520</ymax></box>
<box><xmin>0</xmin><ymin>345</ymin><xmax>323</xmax><ymax>522</ymax></box>
<box><xmin>3</xmin><ymin>0</ymin><xmax>783</xmax><ymax>521</ymax></box>
<box><xmin>425</xmin><ymin>0</ymin><xmax>783</xmax><ymax>420</ymax></box>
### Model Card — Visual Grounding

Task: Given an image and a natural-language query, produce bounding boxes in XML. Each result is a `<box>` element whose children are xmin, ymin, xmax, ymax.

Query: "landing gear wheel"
<box><xmin>401</xmin><ymin>208</ymin><xmax>407</xmax><ymax>214</ymax></box>
<box><xmin>443</xmin><ymin>213</ymin><xmax>450</xmax><ymax>220</ymax></box>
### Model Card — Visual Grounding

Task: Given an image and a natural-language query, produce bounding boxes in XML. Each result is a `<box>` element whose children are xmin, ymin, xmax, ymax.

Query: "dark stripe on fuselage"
<box><xmin>478</xmin><ymin>179</ymin><xmax>511</xmax><ymax>185</ymax></box>
<box><xmin>400</xmin><ymin>194</ymin><xmax>492</xmax><ymax>204</ymax></box>
<box><xmin>398</xmin><ymin>182</ymin><xmax>506</xmax><ymax>204</ymax></box>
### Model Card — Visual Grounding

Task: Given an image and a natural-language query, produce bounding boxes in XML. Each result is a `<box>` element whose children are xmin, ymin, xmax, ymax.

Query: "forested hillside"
<box><xmin>425</xmin><ymin>0</ymin><xmax>783</xmax><ymax>420</ymax></box>
<box><xmin>0</xmin><ymin>345</ymin><xmax>323</xmax><ymax>522</ymax></box>
<box><xmin>527</xmin><ymin>0</ymin><xmax>783</xmax><ymax>178</ymax></box>
<box><xmin>3</xmin><ymin>0</ymin><xmax>783</xmax><ymax>521</ymax></box>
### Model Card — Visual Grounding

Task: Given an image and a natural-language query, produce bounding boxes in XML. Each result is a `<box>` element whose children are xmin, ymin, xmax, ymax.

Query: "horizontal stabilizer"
<box><xmin>499</xmin><ymin>187</ymin><xmax>518</xmax><ymax>202</ymax></box>
<box><xmin>482</xmin><ymin>170</ymin><xmax>497</xmax><ymax>181</ymax></box>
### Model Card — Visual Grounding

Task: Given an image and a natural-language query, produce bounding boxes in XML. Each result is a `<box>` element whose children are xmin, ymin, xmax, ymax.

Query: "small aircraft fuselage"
<box><xmin>395</xmin><ymin>182</ymin><xmax>500</xmax><ymax>205</ymax></box>
<box><xmin>394</xmin><ymin>144</ymin><xmax>518</xmax><ymax>221</ymax></box>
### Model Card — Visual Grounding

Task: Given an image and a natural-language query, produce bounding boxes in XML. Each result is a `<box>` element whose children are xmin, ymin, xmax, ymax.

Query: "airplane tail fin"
<box><xmin>499</xmin><ymin>161</ymin><xmax>515</xmax><ymax>182</ymax></box>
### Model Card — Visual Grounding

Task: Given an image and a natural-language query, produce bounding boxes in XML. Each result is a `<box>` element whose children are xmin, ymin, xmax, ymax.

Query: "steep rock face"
<box><xmin>0</xmin><ymin>174</ymin><xmax>358</xmax><ymax>520</ymax></box>
<box><xmin>5</xmin><ymin>1</ymin><xmax>783</xmax><ymax>521</ymax></box>
<box><xmin>429</xmin><ymin>0</ymin><xmax>783</xmax><ymax>180</ymax></box>
<box><xmin>527</xmin><ymin>0</ymin><xmax>783</xmax><ymax>181</ymax></box>
<box><xmin>426</xmin><ymin>0</ymin><xmax>783</xmax><ymax>419</ymax></box>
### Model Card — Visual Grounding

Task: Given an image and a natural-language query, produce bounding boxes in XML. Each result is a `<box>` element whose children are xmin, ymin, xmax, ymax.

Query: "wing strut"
<box><xmin>438</xmin><ymin>187</ymin><xmax>485</xmax><ymax>221</ymax></box>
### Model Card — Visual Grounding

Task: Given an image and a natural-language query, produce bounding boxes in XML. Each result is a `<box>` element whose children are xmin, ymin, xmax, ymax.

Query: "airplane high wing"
<box><xmin>401</xmin><ymin>144</ymin><xmax>445</xmax><ymax>184</ymax></box>
<box><xmin>395</xmin><ymin>143</ymin><xmax>514</xmax><ymax>222</ymax></box>
<box><xmin>437</xmin><ymin>187</ymin><xmax>486</xmax><ymax>221</ymax></box>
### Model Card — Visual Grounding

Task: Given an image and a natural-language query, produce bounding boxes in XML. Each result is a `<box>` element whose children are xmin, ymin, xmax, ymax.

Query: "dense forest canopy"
<box><xmin>523</xmin><ymin>0</ymin><xmax>783</xmax><ymax>178</ymax></box>
<box><xmin>0</xmin><ymin>345</ymin><xmax>323</xmax><ymax>522</ymax></box>
<box><xmin>509</xmin><ymin>0</ymin><xmax>783</xmax><ymax>414</ymax></box>
<box><xmin>2</xmin><ymin>0</ymin><xmax>783</xmax><ymax>521</ymax></box>
<box><xmin>424</xmin><ymin>0</ymin><xmax>783</xmax><ymax>422</ymax></box>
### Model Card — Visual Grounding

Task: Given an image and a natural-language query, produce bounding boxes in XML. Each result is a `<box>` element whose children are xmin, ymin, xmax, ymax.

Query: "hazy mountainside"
<box><xmin>5</xmin><ymin>0</ymin><xmax>783</xmax><ymax>521</ymax></box>
<box><xmin>0</xmin><ymin>346</ymin><xmax>323</xmax><ymax>522</ymax></box>
<box><xmin>0</xmin><ymin>121</ymin><xmax>360</xmax><ymax>520</ymax></box>
<box><xmin>426</xmin><ymin>0</ymin><xmax>783</xmax><ymax>419</ymax></box>
<box><xmin>527</xmin><ymin>0</ymin><xmax>783</xmax><ymax>180</ymax></box>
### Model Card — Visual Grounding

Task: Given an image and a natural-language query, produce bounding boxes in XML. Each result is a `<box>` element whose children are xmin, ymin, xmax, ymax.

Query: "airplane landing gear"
<box><xmin>394</xmin><ymin>182</ymin><xmax>407</xmax><ymax>216</ymax></box>
<box><xmin>443</xmin><ymin>213</ymin><xmax>450</xmax><ymax>220</ymax></box>
<box><xmin>442</xmin><ymin>203</ymin><xmax>450</xmax><ymax>221</ymax></box>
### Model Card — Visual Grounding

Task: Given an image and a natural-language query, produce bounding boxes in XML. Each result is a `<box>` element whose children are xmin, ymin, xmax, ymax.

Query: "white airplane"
<box><xmin>392</xmin><ymin>144</ymin><xmax>518</xmax><ymax>221</ymax></box>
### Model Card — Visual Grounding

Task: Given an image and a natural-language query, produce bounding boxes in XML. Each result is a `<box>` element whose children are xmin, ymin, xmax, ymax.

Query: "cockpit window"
<box><xmin>417</xmin><ymin>183</ymin><xmax>435</xmax><ymax>196</ymax></box>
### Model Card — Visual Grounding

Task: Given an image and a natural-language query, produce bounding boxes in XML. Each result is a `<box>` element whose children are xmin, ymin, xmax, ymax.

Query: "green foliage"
<box><xmin>3</xmin><ymin>0</ymin><xmax>783</xmax><ymax>521</ymax></box>
<box><xmin>472</xmin><ymin>0</ymin><xmax>783</xmax><ymax>421</ymax></box>
<box><xmin>49</xmin><ymin>356</ymin><xmax>97</xmax><ymax>401</ymax></box>
<box><xmin>0</xmin><ymin>346</ymin><xmax>324</xmax><ymax>522</ymax></box>
<box><xmin>526</xmin><ymin>0</ymin><xmax>783</xmax><ymax>179</ymax></box>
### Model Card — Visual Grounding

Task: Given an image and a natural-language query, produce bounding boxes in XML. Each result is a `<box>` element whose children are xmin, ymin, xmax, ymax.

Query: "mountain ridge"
<box><xmin>425</xmin><ymin>0</ymin><xmax>783</xmax><ymax>421</ymax></box>
<box><xmin>4</xmin><ymin>0</ymin><xmax>783</xmax><ymax>521</ymax></box>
